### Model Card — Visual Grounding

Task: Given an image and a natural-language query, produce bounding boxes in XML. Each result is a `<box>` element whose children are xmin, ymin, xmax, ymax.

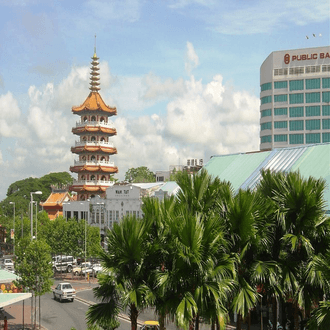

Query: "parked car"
<box><xmin>4</xmin><ymin>259</ymin><xmax>14</xmax><ymax>269</ymax></box>
<box><xmin>53</xmin><ymin>282</ymin><xmax>76</xmax><ymax>302</ymax></box>
<box><xmin>91</xmin><ymin>263</ymin><xmax>103</xmax><ymax>277</ymax></box>
<box><xmin>52</xmin><ymin>255</ymin><xmax>77</xmax><ymax>273</ymax></box>
<box><xmin>73</xmin><ymin>262</ymin><xmax>93</xmax><ymax>276</ymax></box>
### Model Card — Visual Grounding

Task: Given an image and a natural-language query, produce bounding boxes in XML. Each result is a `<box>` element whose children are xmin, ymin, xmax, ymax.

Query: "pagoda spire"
<box><xmin>89</xmin><ymin>34</ymin><xmax>100</xmax><ymax>92</ymax></box>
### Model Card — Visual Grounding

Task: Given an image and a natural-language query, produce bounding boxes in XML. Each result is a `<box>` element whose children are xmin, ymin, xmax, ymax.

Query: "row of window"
<box><xmin>273</xmin><ymin>65</ymin><xmax>330</xmax><ymax>76</ymax></box>
<box><xmin>261</xmin><ymin>133</ymin><xmax>330</xmax><ymax>144</ymax></box>
<box><xmin>261</xmin><ymin>78</ymin><xmax>330</xmax><ymax>92</ymax></box>
<box><xmin>261</xmin><ymin>119</ymin><xmax>330</xmax><ymax>131</ymax></box>
<box><xmin>261</xmin><ymin>105</ymin><xmax>330</xmax><ymax>118</ymax></box>
<box><xmin>261</xmin><ymin>92</ymin><xmax>330</xmax><ymax>105</ymax></box>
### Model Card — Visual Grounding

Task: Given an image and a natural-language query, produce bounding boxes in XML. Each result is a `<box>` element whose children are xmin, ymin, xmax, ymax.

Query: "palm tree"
<box><xmin>256</xmin><ymin>170</ymin><xmax>330</xmax><ymax>330</ymax></box>
<box><xmin>87</xmin><ymin>215</ymin><xmax>154</xmax><ymax>330</ymax></box>
<box><xmin>156</xmin><ymin>210</ymin><xmax>235</xmax><ymax>330</ymax></box>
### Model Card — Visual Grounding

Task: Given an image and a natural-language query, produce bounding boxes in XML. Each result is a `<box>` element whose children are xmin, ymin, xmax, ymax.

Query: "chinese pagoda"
<box><xmin>69</xmin><ymin>46</ymin><xmax>118</xmax><ymax>201</ymax></box>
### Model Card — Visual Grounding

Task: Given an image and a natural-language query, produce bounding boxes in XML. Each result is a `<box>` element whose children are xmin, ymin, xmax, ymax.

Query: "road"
<box><xmin>40</xmin><ymin>280</ymin><xmax>159</xmax><ymax>330</ymax></box>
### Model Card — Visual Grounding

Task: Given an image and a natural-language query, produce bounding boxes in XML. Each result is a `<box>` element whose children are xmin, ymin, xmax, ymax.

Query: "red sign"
<box><xmin>283</xmin><ymin>52</ymin><xmax>330</xmax><ymax>64</ymax></box>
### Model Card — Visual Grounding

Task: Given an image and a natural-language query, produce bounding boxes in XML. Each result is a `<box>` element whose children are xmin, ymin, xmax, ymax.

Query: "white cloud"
<box><xmin>168</xmin><ymin>0</ymin><xmax>330</xmax><ymax>35</ymax></box>
<box><xmin>0</xmin><ymin>92</ymin><xmax>27</xmax><ymax>138</ymax></box>
<box><xmin>185</xmin><ymin>42</ymin><xmax>200</xmax><ymax>75</ymax></box>
<box><xmin>0</xmin><ymin>42</ymin><xmax>260</xmax><ymax>200</ymax></box>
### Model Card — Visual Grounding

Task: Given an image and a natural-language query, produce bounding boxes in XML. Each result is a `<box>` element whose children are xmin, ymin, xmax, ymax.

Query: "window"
<box><xmin>323</xmin><ymin>133</ymin><xmax>330</xmax><ymax>143</ymax></box>
<box><xmin>322</xmin><ymin>119</ymin><xmax>330</xmax><ymax>129</ymax></box>
<box><xmin>289</xmin><ymin>67</ymin><xmax>304</xmax><ymax>75</ymax></box>
<box><xmin>261</xmin><ymin>96</ymin><xmax>272</xmax><ymax>104</ymax></box>
<box><xmin>261</xmin><ymin>135</ymin><xmax>271</xmax><ymax>143</ymax></box>
<box><xmin>274</xmin><ymin>94</ymin><xmax>287</xmax><ymax>103</ymax></box>
<box><xmin>305</xmin><ymin>78</ymin><xmax>320</xmax><ymax>89</ymax></box>
<box><xmin>305</xmin><ymin>106</ymin><xmax>320</xmax><ymax>117</ymax></box>
<box><xmin>305</xmin><ymin>119</ymin><xmax>320</xmax><ymax>130</ymax></box>
<box><xmin>274</xmin><ymin>81</ymin><xmax>288</xmax><ymax>89</ymax></box>
<box><xmin>322</xmin><ymin>78</ymin><xmax>330</xmax><ymax>88</ymax></box>
<box><xmin>289</xmin><ymin>80</ymin><xmax>304</xmax><ymax>91</ymax></box>
<box><xmin>261</xmin><ymin>83</ymin><xmax>272</xmax><ymax>91</ymax></box>
<box><xmin>323</xmin><ymin>105</ymin><xmax>330</xmax><ymax>116</ymax></box>
<box><xmin>91</xmin><ymin>116</ymin><xmax>96</xmax><ymax>121</ymax></box>
<box><xmin>322</xmin><ymin>65</ymin><xmax>330</xmax><ymax>72</ymax></box>
<box><xmin>306</xmin><ymin>133</ymin><xmax>320</xmax><ymax>144</ymax></box>
<box><xmin>274</xmin><ymin>108</ymin><xmax>288</xmax><ymax>116</ymax></box>
<box><xmin>289</xmin><ymin>134</ymin><xmax>304</xmax><ymax>144</ymax></box>
<box><xmin>305</xmin><ymin>92</ymin><xmax>320</xmax><ymax>103</ymax></box>
<box><xmin>306</xmin><ymin>66</ymin><xmax>320</xmax><ymax>73</ymax></box>
<box><xmin>109</xmin><ymin>211</ymin><xmax>112</xmax><ymax>221</ymax></box>
<box><xmin>274</xmin><ymin>121</ymin><xmax>287</xmax><ymax>129</ymax></box>
<box><xmin>261</xmin><ymin>122</ymin><xmax>272</xmax><ymax>130</ymax></box>
<box><xmin>322</xmin><ymin>92</ymin><xmax>330</xmax><ymax>103</ymax></box>
<box><xmin>289</xmin><ymin>120</ymin><xmax>304</xmax><ymax>131</ymax></box>
<box><xmin>261</xmin><ymin>109</ymin><xmax>271</xmax><ymax>117</ymax></box>
<box><xmin>289</xmin><ymin>107</ymin><xmax>304</xmax><ymax>117</ymax></box>
<box><xmin>289</xmin><ymin>93</ymin><xmax>304</xmax><ymax>104</ymax></box>
<box><xmin>274</xmin><ymin>68</ymin><xmax>288</xmax><ymax>76</ymax></box>
<box><xmin>116</xmin><ymin>211</ymin><xmax>119</xmax><ymax>221</ymax></box>
<box><xmin>274</xmin><ymin>134</ymin><xmax>287</xmax><ymax>142</ymax></box>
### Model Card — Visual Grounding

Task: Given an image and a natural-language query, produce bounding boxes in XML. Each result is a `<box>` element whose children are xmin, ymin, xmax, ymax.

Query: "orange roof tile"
<box><xmin>72</xmin><ymin>92</ymin><xmax>117</xmax><ymax>115</ymax></box>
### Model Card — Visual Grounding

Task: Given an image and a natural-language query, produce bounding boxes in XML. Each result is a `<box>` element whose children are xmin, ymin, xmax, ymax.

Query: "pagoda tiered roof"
<box><xmin>72</xmin><ymin>125</ymin><xmax>117</xmax><ymax>135</ymax></box>
<box><xmin>71</xmin><ymin>145</ymin><xmax>117</xmax><ymax>154</ymax></box>
<box><xmin>72</xmin><ymin>92</ymin><xmax>117</xmax><ymax>115</ymax></box>
<box><xmin>70</xmin><ymin>164</ymin><xmax>119</xmax><ymax>173</ymax></box>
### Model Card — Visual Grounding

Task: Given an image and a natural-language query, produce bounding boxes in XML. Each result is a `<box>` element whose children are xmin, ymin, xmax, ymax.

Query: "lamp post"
<box><xmin>35</xmin><ymin>201</ymin><xmax>38</xmax><ymax>239</ymax></box>
<box><xmin>30</xmin><ymin>191</ymin><xmax>42</xmax><ymax>241</ymax></box>
<box><xmin>9</xmin><ymin>202</ymin><xmax>15</xmax><ymax>255</ymax></box>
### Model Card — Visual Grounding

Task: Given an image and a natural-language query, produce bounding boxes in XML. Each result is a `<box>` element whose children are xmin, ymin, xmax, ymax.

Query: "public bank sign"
<box><xmin>284</xmin><ymin>52</ymin><xmax>330</xmax><ymax>64</ymax></box>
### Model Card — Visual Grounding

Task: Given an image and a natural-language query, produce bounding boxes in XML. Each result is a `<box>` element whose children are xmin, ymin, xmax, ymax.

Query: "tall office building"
<box><xmin>260</xmin><ymin>46</ymin><xmax>330</xmax><ymax>151</ymax></box>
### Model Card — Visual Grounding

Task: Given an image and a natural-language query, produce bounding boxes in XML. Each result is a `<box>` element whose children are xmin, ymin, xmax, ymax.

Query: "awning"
<box><xmin>0</xmin><ymin>293</ymin><xmax>32</xmax><ymax>308</ymax></box>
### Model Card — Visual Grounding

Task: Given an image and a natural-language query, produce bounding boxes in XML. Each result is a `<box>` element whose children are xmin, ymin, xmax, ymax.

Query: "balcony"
<box><xmin>74</xmin><ymin>159</ymin><xmax>115</xmax><ymax>167</ymax></box>
<box><xmin>74</xmin><ymin>140</ymin><xmax>114</xmax><ymax>148</ymax></box>
<box><xmin>71</xmin><ymin>179</ymin><xmax>115</xmax><ymax>187</ymax></box>
<box><xmin>75</xmin><ymin>120</ymin><xmax>115</xmax><ymax>129</ymax></box>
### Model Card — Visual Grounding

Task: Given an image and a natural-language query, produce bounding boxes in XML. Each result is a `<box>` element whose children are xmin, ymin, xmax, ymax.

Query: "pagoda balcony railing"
<box><xmin>75</xmin><ymin>120</ymin><xmax>114</xmax><ymax>128</ymax></box>
<box><xmin>72</xmin><ymin>179</ymin><xmax>114</xmax><ymax>187</ymax></box>
<box><xmin>74</xmin><ymin>141</ymin><xmax>114</xmax><ymax>148</ymax></box>
<box><xmin>74</xmin><ymin>160</ymin><xmax>115</xmax><ymax>167</ymax></box>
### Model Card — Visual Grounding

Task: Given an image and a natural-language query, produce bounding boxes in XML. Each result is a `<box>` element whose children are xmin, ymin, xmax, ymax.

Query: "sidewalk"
<box><xmin>1</xmin><ymin>275</ymin><xmax>98</xmax><ymax>330</ymax></box>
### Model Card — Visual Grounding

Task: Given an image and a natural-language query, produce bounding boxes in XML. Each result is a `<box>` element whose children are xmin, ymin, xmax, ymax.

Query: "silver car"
<box><xmin>53</xmin><ymin>282</ymin><xmax>76</xmax><ymax>302</ymax></box>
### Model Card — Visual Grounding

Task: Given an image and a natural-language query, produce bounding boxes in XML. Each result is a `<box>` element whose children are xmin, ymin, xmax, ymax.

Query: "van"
<box><xmin>52</xmin><ymin>255</ymin><xmax>77</xmax><ymax>273</ymax></box>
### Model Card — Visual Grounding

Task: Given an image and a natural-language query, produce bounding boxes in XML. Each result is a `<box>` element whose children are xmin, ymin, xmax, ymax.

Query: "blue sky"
<box><xmin>0</xmin><ymin>0</ymin><xmax>329</xmax><ymax>200</ymax></box>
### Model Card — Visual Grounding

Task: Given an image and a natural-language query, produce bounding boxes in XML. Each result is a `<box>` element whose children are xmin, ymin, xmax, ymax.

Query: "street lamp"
<box><xmin>30</xmin><ymin>191</ymin><xmax>42</xmax><ymax>241</ymax></box>
<box><xmin>9</xmin><ymin>202</ymin><xmax>15</xmax><ymax>255</ymax></box>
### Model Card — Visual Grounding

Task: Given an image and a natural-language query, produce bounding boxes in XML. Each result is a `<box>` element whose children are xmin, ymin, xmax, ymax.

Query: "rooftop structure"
<box><xmin>203</xmin><ymin>143</ymin><xmax>330</xmax><ymax>211</ymax></box>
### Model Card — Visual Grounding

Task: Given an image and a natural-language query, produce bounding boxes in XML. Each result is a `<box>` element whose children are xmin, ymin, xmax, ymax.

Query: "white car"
<box><xmin>73</xmin><ymin>262</ymin><xmax>93</xmax><ymax>276</ymax></box>
<box><xmin>91</xmin><ymin>263</ymin><xmax>103</xmax><ymax>277</ymax></box>
<box><xmin>53</xmin><ymin>282</ymin><xmax>76</xmax><ymax>302</ymax></box>
<box><xmin>4</xmin><ymin>259</ymin><xmax>14</xmax><ymax>268</ymax></box>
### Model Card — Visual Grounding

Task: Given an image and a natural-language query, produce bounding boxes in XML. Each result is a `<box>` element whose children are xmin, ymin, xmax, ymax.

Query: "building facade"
<box><xmin>260</xmin><ymin>46</ymin><xmax>330</xmax><ymax>151</ymax></box>
<box><xmin>69</xmin><ymin>47</ymin><xmax>118</xmax><ymax>200</ymax></box>
<box><xmin>63</xmin><ymin>182</ymin><xmax>179</xmax><ymax>237</ymax></box>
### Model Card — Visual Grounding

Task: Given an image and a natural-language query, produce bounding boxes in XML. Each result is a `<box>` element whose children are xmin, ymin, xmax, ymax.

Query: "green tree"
<box><xmin>124</xmin><ymin>167</ymin><xmax>156</xmax><ymax>183</ymax></box>
<box><xmin>14</xmin><ymin>238</ymin><xmax>53</xmax><ymax>329</ymax></box>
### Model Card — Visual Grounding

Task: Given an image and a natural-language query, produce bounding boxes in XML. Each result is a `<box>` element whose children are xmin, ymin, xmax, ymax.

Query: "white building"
<box><xmin>260</xmin><ymin>46</ymin><xmax>330</xmax><ymax>151</ymax></box>
<box><xmin>63</xmin><ymin>182</ymin><xmax>180</xmax><ymax>237</ymax></box>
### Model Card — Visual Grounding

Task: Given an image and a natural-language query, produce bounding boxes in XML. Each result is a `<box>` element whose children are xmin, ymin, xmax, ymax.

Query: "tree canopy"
<box><xmin>124</xmin><ymin>167</ymin><xmax>156</xmax><ymax>183</ymax></box>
